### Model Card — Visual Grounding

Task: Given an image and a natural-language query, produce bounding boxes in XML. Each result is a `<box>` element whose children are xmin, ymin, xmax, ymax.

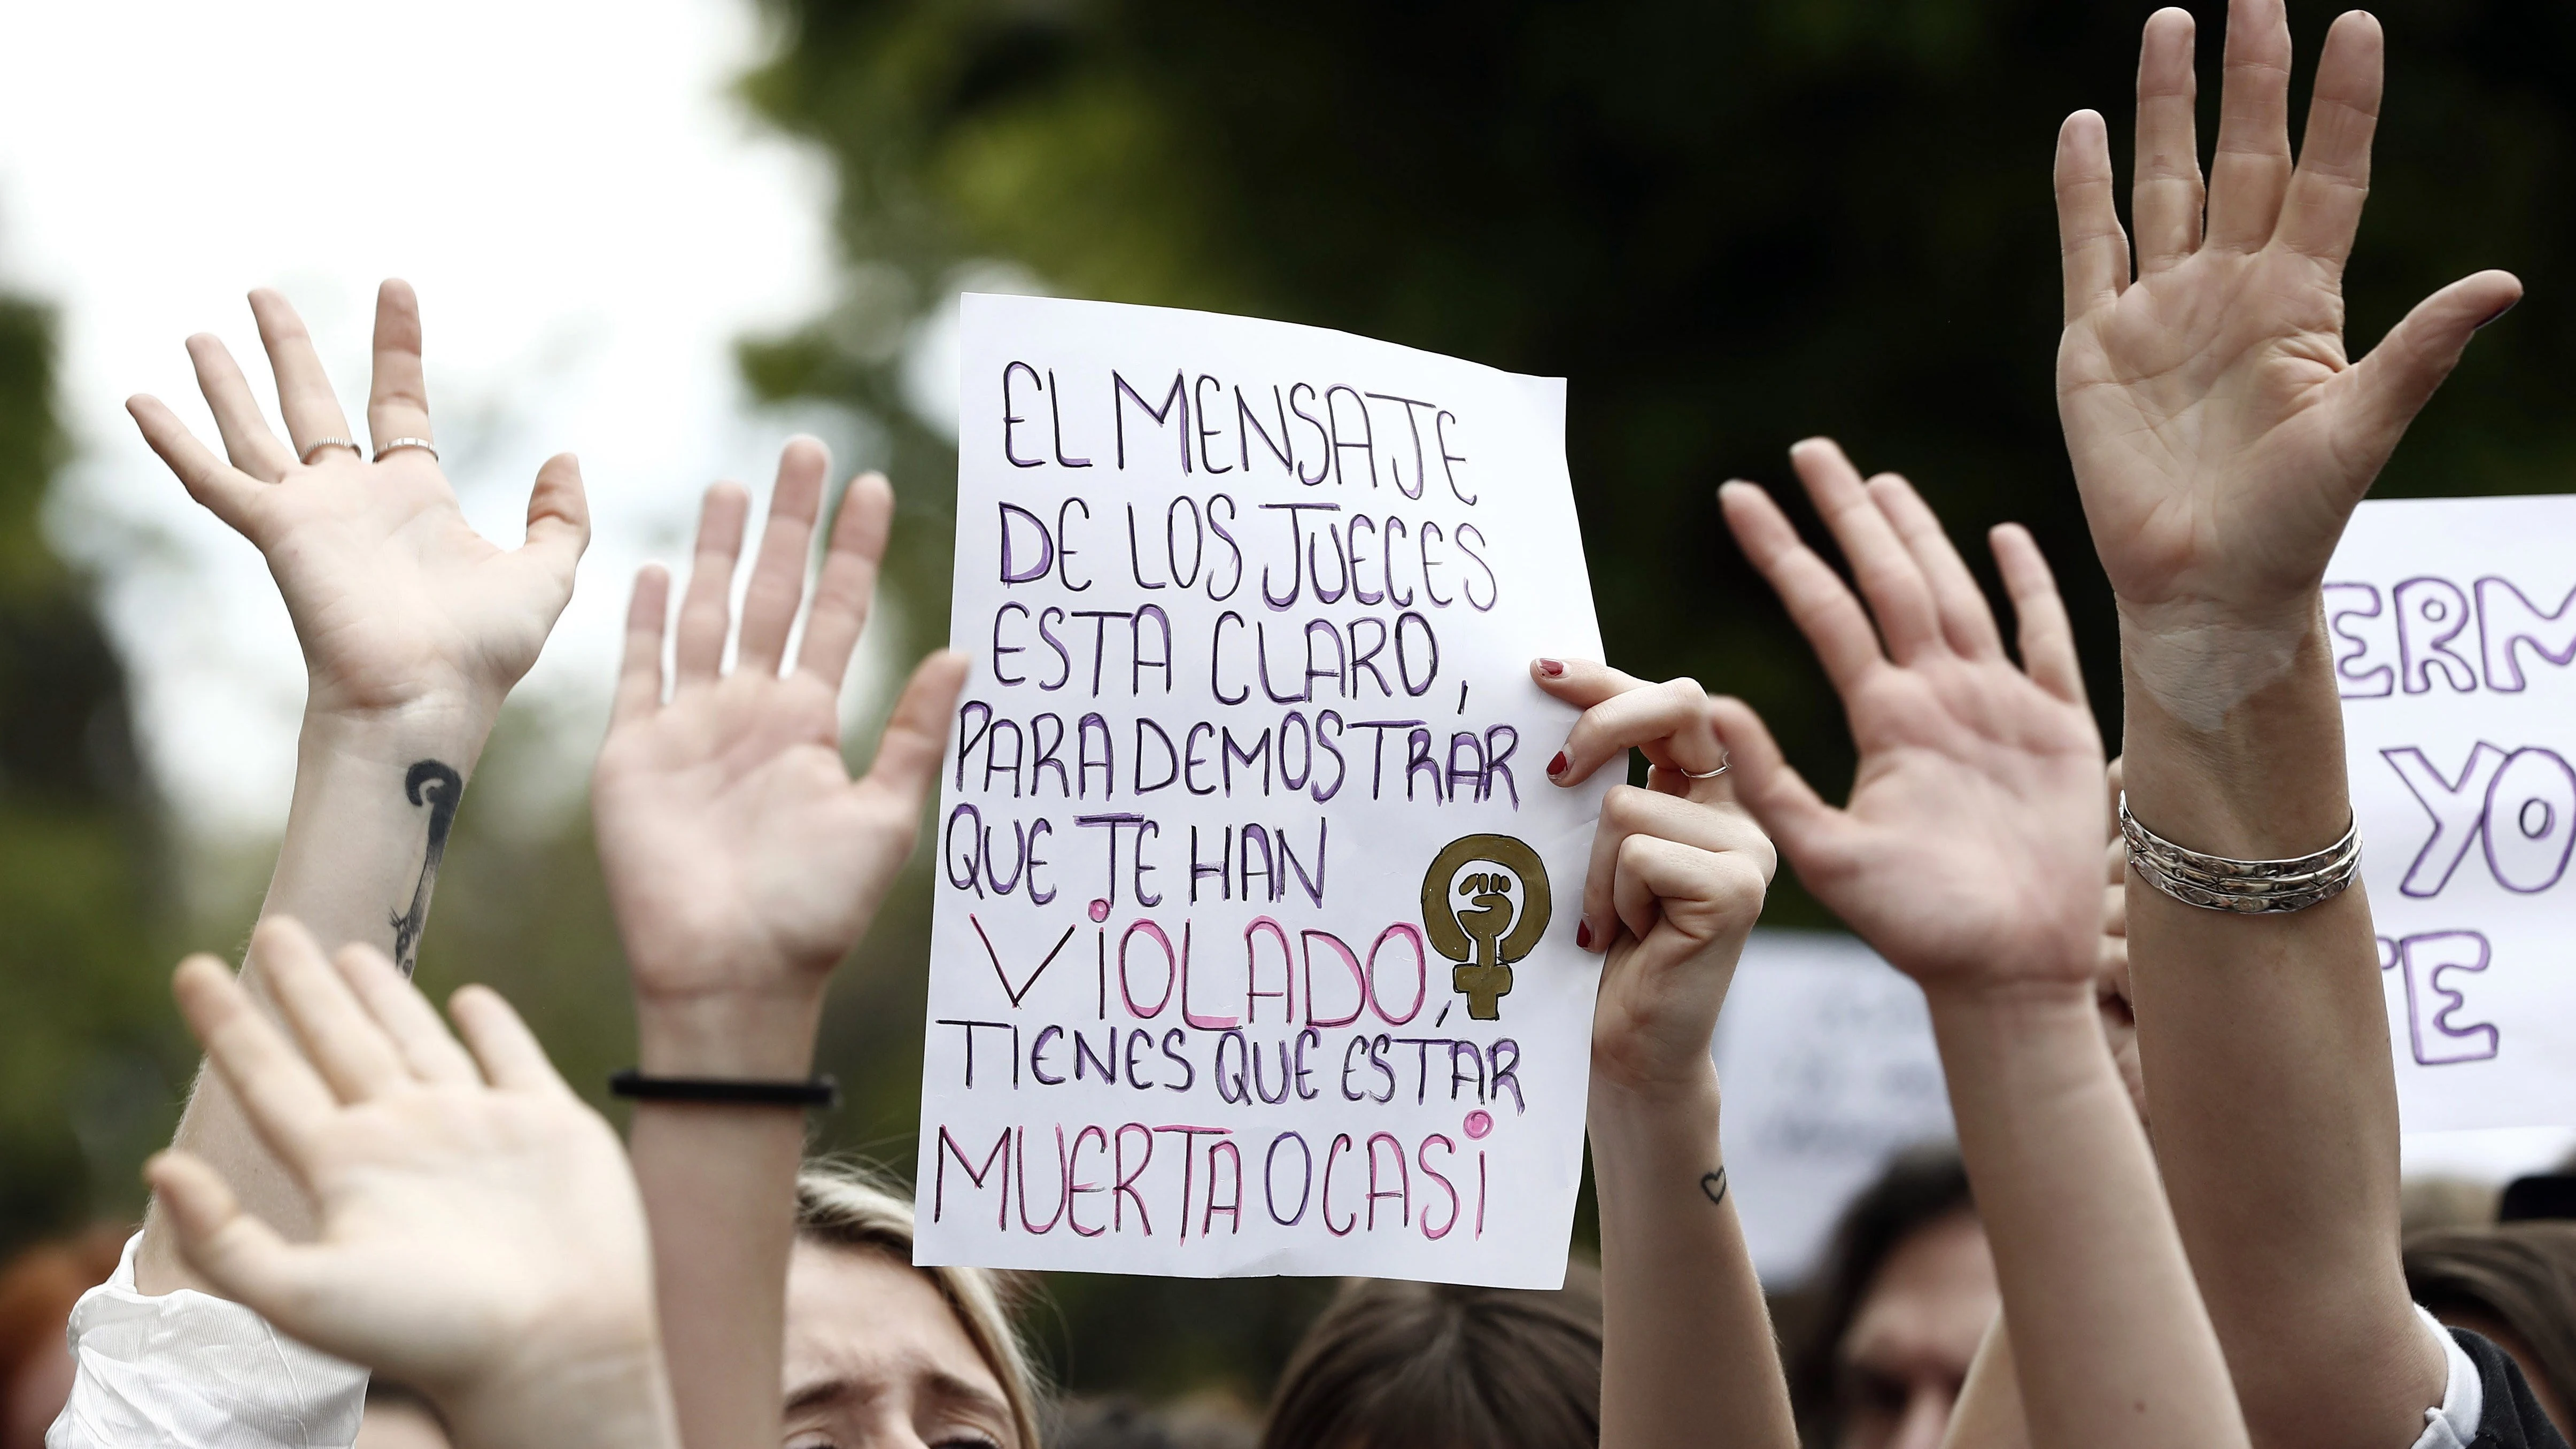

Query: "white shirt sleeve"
<box><xmin>2407</xmin><ymin>1304</ymin><xmax>2484</xmax><ymax>1449</ymax></box>
<box><xmin>45</xmin><ymin>1232</ymin><xmax>368</xmax><ymax>1449</ymax></box>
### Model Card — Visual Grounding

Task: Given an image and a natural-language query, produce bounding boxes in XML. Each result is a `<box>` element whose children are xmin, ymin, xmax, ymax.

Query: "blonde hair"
<box><xmin>793</xmin><ymin>1160</ymin><xmax>1045</xmax><ymax>1448</ymax></box>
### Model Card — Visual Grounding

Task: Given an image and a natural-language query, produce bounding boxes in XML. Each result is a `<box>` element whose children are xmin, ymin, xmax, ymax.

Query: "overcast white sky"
<box><xmin>0</xmin><ymin>0</ymin><xmax>875</xmax><ymax>839</ymax></box>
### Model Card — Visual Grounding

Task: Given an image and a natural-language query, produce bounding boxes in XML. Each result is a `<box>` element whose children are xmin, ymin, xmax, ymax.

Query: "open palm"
<box><xmin>127</xmin><ymin>282</ymin><xmax>586</xmax><ymax>721</ymax></box>
<box><xmin>591</xmin><ymin>441</ymin><xmax>967</xmax><ymax>1001</ymax></box>
<box><xmin>1712</xmin><ymin>442</ymin><xmax>2105</xmax><ymax>994</ymax></box>
<box><xmin>150</xmin><ymin>923</ymin><xmax>659</xmax><ymax>1406</ymax></box>
<box><xmin>2054</xmin><ymin>3</ymin><xmax>2518</xmax><ymax>632</ymax></box>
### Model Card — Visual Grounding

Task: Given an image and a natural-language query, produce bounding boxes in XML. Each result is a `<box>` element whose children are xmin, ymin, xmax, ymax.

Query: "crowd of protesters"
<box><xmin>4</xmin><ymin>3</ymin><xmax>2574</xmax><ymax>1447</ymax></box>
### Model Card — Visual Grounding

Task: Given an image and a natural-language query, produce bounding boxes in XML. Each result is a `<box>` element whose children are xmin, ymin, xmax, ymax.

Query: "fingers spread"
<box><xmin>610</xmin><ymin>564</ymin><xmax>673</xmax><ymax>726</ymax></box>
<box><xmin>2341</xmin><ymin>270</ymin><xmax>2525</xmax><ymax>497</ymax></box>
<box><xmin>447</xmin><ymin>985</ymin><xmax>571</xmax><ymax>1097</ymax></box>
<box><xmin>1719</xmin><ymin>481</ymin><xmax>1885</xmax><ymax>690</ymax></box>
<box><xmin>1791</xmin><ymin>439</ymin><xmax>1943</xmax><ymax>663</ymax></box>
<box><xmin>172</xmin><ymin>954</ymin><xmax>335</xmax><ymax>1174</ymax></box>
<box><xmin>334</xmin><ymin>944</ymin><xmax>482</xmax><ymax>1087</ymax></box>
<box><xmin>2055</xmin><ymin>110</ymin><xmax>2130</xmax><ymax>319</ymax></box>
<box><xmin>251</xmin><ymin>917</ymin><xmax>411</xmax><ymax>1104</ymax></box>
<box><xmin>674</xmin><ymin>482</ymin><xmax>751</xmax><ymax>683</ymax></box>
<box><xmin>517</xmin><ymin>452</ymin><xmax>592</xmax><ymax>590</ymax></box>
<box><xmin>144</xmin><ymin>1152</ymin><xmax>307</xmax><ymax>1319</ymax></box>
<box><xmin>246</xmin><ymin>289</ymin><xmax>355</xmax><ymax>455</ymax></box>
<box><xmin>365</xmin><ymin>280</ymin><xmax>435</xmax><ymax>454</ymax></box>
<box><xmin>737</xmin><ymin>437</ymin><xmax>832</xmax><ymax>675</ymax></box>
<box><xmin>796</xmin><ymin>472</ymin><xmax>896</xmax><ymax>688</ymax></box>
<box><xmin>1551</xmin><ymin>676</ymin><xmax>1722</xmax><ymax>787</ymax></box>
<box><xmin>857</xmin><ymin>649</ymin><xmax>972</xmax><ymax>819</ymax></box>
<box><xmin>184</xmin><ymin>335</ymin><xmax>295</xmax><ymax>480</ymax></box>
<box><xmin>2274</xmin><ymin>11</ymin><xmax>2384</xmax><ymax>277</ymax></box>
<box><xmin>129</xmin><ymin>395</ymin><xmax>266</xmax><ymax>537</ymax></box>
<box><xmin>1868</xmin><ymin>474</ymin><xmax>2002</xmax><ymax>659</ymax></box>
<box><xmin>1990</xmin><ymin>524</ymin><xmax>2088</xmax><ymax>707</ymax></box>
<box><xmin>2204</xmin><ymin>0</ymin><xmax>2296</xmax><ymax>250</ymax></box>
<box><xmin>2132</xmin><ymin>9</ymin><xmax>2206</xmax><ymax>273</ymax></box>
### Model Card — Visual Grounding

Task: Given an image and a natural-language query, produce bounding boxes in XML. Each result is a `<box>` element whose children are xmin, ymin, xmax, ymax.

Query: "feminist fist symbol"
<box><xmin>1421</xmin><ymin>834</ymin><xmax>1552</xmax><ymax>1021</ymax></box>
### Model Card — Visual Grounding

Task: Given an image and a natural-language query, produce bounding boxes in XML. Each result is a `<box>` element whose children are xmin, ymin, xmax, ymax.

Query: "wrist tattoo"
<box><xmin>1700</xmin><ymin>1168</ymin><xmax>1729</xmax><ymax>1207</ymax></box>
<box><xmin>389</xmin><ymin>761</ymin><xmax>462</xmax><ymax>977</ymax></box>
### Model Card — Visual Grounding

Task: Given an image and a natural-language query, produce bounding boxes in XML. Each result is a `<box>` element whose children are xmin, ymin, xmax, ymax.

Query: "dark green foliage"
<box><xmin>0</xmin><ymin>295</ymin><xmax>180</xmax><ymax>1255</ymax></box>
<box><xmin>739</xmin><ymin>0</ymin><xmax>2576</xmax><ymax>1401</ymax></box>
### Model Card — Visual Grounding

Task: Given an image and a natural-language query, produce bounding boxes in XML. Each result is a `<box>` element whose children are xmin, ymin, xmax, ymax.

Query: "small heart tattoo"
<box><xmin>1700</xmin><ymin>1169</ymin><xmax>1728</xmax><ymax>1207</ymax></box>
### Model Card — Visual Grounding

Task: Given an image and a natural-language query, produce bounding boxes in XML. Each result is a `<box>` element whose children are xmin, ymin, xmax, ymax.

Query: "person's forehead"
<box><xmin>783</xmin><ymin>1242</ymin><xmax>1007</xmax><ymax>1397</ymax></box>
<box><xmin>1842</xmin><ymin>1212</ymin><xmax>1998</xmax><ymax>1363</ymax></box>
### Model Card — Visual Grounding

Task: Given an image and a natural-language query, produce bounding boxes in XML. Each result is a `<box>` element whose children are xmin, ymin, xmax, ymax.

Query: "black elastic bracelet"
<box><xmin>608</xmin><ymin>1068</ymin><xmax>841</xmax><ymax>1110</ymax></box>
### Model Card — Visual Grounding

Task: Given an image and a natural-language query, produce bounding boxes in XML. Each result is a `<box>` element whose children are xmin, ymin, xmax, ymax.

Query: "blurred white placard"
<box><xmin>914</xmin><ymin>295</ymin><xmax>1612</xmax><ymax>1287</ymax></box>
<box><xmin>1713</xmin><ymin>929</ymin><xmax>1952</xmax><ymax>1284</ymax></box>
<box><xmin>2329</xmin><ymin>495</ymin><xmax>2576</xmax><ymax>1132</ymax></box>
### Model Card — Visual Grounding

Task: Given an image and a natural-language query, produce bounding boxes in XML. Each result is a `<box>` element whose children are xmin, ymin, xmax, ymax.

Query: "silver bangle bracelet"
<box><xmin>2117</xmin><ymin>792</ymin><xmax>2361</xmax><ymax>915</ymax></box>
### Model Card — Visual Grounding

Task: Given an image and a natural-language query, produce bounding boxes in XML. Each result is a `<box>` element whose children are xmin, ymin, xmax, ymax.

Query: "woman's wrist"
<box><xmin>633</xmin><ymin>987</ymin><xmax>826</xmax><ymax>1079</ymax></box>
<box><xmin>2119</xmin><ymin>605</ymin><xmax>2354</xmax><ymax>859</ymax></box>
<box><xmin>1921</xmin><ymin>980</ymin><xmax>2107</xmax><ymax>1075</ymax></box>
<box><xmin>1588</xmin><ymin>1057</ymin><xmax>1723</xmax><ymax>1146</ymax></box>
<box><xmin>297</xmin><ymin>695</ymin><xmax>496</xmax><ymax>774</ymax></box>
<box><xmin>446</xmin><ymin>1323</ymin><xmax>679</xmax><ymax>1449</ymax></box>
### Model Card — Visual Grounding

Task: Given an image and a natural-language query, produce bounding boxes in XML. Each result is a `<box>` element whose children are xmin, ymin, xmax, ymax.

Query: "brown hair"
<box><xmin>792</xmin><ymin>1161</ymin><xmax>1045</xmax><ymax>1449</ymax></box>
<box><xmin>1259</xmin><ymin>1262</ymin><xmax>1602</xmax><ymax>1449</ymax></box>
<box><xmin>1787</xmin><ymin>1142</ymin><xmax>1975</xmax><ymax>1445</ymax></box>
<box><xmin>2405</xmin><ymin>1221</ymin><xmax>2576</xmax><ymax>1419</ymax></box>
<box><xmin>1</xmin><ymin>1227</ymin><xmax>125</xmax><ymax>1449</ymax></box>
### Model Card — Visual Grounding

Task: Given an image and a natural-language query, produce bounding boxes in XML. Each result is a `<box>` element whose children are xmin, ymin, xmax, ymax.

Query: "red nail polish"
<box><xmin>1576</xmin><ymin>921</ymin><xmax>1594</xmax><ymax>950</ymax></box>
<box><xmin>1548</xmin><ymin>751</ymin><xmax>1569</xmax><ymax>777</ymax></box>
<box><xmin>1538</xmin><ymin>658</ymin><xmax>1566</xmax><ymax>677</ymax></box>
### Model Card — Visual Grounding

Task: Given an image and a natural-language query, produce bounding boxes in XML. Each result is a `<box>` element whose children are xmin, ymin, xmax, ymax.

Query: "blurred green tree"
<box><xmin>736</xmin><ymin>0</ymin><xmax>2576</xmax><ymax>1402</ymax></box>
<box><xmin>0</xmin><ymin>293</ymin><xmax>181</xmax><ymax>1254</ymax></box>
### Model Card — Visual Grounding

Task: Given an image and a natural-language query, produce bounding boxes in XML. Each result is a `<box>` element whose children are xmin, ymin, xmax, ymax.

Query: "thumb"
<box><xmin>859</xmin><ymin>649</ymin><xmax>973</xmax><ymax>816</ymax></box>
<box><xmin>518</xmin><ymin>452</ymin><xmax>592</xmax><ymax>585</ymax></box>
<box><xmin>1704</xmin><ymin>696</ymin><xmax>1843</xmax><ymax>866</ymax></box>
<box><xmin>2339</xmin><ymin>269</ymin><xmax>2522</xmax><ymax>494</ymax></box>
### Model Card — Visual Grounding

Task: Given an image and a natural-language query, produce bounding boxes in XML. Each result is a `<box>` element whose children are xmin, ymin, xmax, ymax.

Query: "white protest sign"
<box><xmin>1709</xmin><ymin>931</ymin><xmax>1953</xmax><ymax>1284</ymax></box>
<box><xmin>2331</xmin><ymin>495</ymin><xmax>2576</xmax><ymax>1132</ymax></box>
<box><xmin>912</xmin><ymin>294</ymin><xmax>1612</xmax><ymax>1287</ymax></box>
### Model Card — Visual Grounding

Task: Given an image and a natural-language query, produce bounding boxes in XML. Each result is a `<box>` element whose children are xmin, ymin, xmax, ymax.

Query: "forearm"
<box><xmin>1927</xmin><ymin>989</ymin><xmax>2244</xmax><ymax>1449</ymax></box>
<box><xmin>1939</xmin><ymin>1315</ymin><xmax>2032</xmax><ymax>1449</ymax></box>
<box><xmin>2119</xmin><ymin>607</ymin><xmax>2438</xmax><ymax>1449</ymax></box>
<box><xmin>628</xmin><ymin>990</ymin><xmax>824</xmax><ymax>1449</ymax></box>
<box><xmin>1590</xmin><ymin>1066</ymin><xmax>1796</xmax><ymax>1449</ymax></box>
<box><xmin>138</xmin><ymin>706</ymin><xmax>488</xmax><ymax>1295</ymax></box>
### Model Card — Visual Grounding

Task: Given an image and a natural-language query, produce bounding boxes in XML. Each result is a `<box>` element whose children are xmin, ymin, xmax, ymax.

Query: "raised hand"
<box><xmin>1707</xmin><ymin>440</ymin><xmax>2105</xmax><ymax>997</ymax></box>
<box><xmin>591</xmin><ymin>439</ymin><xmax>968</xmax><ymax>1021</ymax></box>
<box><xmin>593</xmin><ymin>440</ymin><xmax>968</xmax><ymax>1449</ymax></box>
<box><xmin>1538</xmin><ymin>665</ymin><xmax>1798</xmax><ymax>1449</ymax></box>
<box><xmin>145</xmin><ymin>920</ymin><xmax>677</xmax><ymax>1449</ymax></box>
<box><xmin>1535</xmin><ymin>664</ymin><xmax>1775</xmax><ymax>1102</ymax></box>
<box><xmin>2055</xmin><ymin>2</ymin><xmax>2517</xmax><ymax>723</ymax></box>
<box><xmin>127</xmin><ymin>282</ymin><xmax>587</xmax><ymax>725</ymax></box>
<box><xmin>1714</xmin><ymin>444</ymin><xmax>2247</xmax><ymax>1449</ymax></box>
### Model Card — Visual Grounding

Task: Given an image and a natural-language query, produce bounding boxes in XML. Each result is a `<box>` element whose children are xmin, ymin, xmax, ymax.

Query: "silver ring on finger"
<box><xmin>299</xmin><ymin>438</ymin><xmax>363</xmax><ymax>464</ymax></box>
<box><xmin>1684</xmin><ymin>753</ymin><xmax>1731</xmax><ymax>780</ymax></box>
<box><xmin>373</xmin><ymin>437</ymin><xmax>439</xmax><ymax>462</ymax></box>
